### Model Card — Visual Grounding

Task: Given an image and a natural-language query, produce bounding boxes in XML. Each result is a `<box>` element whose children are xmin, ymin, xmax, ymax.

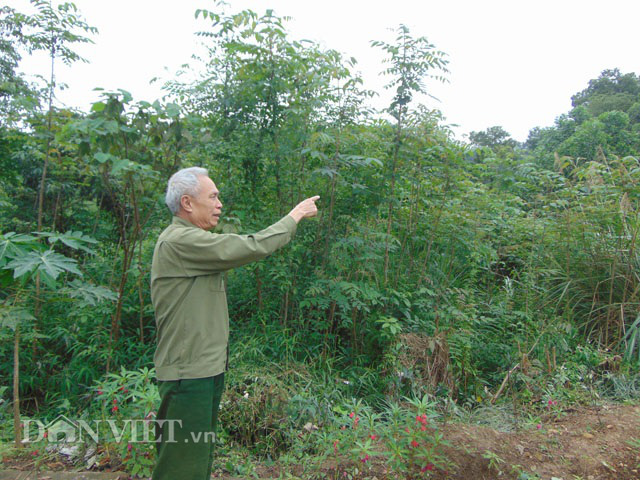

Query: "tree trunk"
<box><xmin>13</xmin><ymin>324</ymin><xmax>22</xmax><ymax>447</ymax></box>
<box><xmin>383</xmin><ymin>111</ymin><xmax>403</xmax><ymax>285</ymax></box>
<box><xmin>321</xmin><ymin>141</ymin><xmax>341</xmax><ymax>270</ymax></box>
<box><xmin>394</xmin><ymin>176</ymin><xmax>419</xmax><ymax>287</ymax></box>
<box><xmin>37</xmin><ymin>38</ymin><xmax>56</xmax><ymax>234</ymax></box>
<box><xmin>33</xmin><ymin>42</ymin><xmax>57</xmax><ymax>360</ymax></box>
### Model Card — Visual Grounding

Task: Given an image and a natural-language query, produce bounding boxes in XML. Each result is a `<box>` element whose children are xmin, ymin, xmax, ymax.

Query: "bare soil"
<box><xmin>433</xmin><ymin>402</ymin><xmax>640</xmax><ymax>480</ymax></box>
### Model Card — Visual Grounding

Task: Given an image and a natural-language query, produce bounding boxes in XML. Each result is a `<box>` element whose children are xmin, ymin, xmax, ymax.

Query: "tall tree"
<box><xmin>372</xmin><ymin>25</ymin><xmax>448</xmax><ymax>284</ymax></box>
<box><xmin>17</xmin><ymin>0</ymin><xmax>97</xmax><ymax>233</ymax></box>
<box><xmin>571</xmin><ymin>68</ymin><xmax>640</xmax><ymax>116</ymax></box>
<box><xmin>0</xmin><ymin>6</ymin><xmax>39</xmax><ymax>126</ymax></box>
<box><xmin>469</xmin><ymin>126</ymin><xmax>517</xmax><ymax>149</ymax></box>
<box><xmin>12</xmin><ymin>0</ymin><xmax>95</xmax><ymax>328</ymax></box>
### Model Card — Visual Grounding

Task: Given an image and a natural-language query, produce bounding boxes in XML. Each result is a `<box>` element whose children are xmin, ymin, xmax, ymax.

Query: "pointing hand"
<box><xmin>288</xmin><ymin>196</ymin><xmax>320</xmax><ymax>223</ymax></box>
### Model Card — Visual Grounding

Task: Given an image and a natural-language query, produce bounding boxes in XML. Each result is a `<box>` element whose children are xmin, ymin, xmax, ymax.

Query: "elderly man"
<box><xmin>151</xmin><ymin>166</ymin><xmax>318</xmax><ymax>480</ymax></box>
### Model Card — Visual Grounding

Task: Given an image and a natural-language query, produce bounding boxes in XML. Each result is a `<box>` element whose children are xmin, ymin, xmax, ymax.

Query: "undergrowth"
<box><xmin>2</xmin><ymin>324</ymin><xmax>638</xmax><ymax>479</ymax></box>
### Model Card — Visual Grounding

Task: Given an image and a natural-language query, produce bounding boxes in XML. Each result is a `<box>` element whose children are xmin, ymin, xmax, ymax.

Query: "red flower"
<box><xmin>31</xmin><ymin>450</ymin><xmax>39</xmax><ymax>456</ymax></box>
<box><xmin>421</xmin><ymin>463</ymin><xmax>435</xmax><ymax>472</ymax></box>
<box><xmin>97</xmin><ymin>389</ymin><xmax>103</xmax><ymax>395</ymax></box>
<box><xmin>370</xmin><ymin>434</ymin><xmax>377</xmax><ymax>440</ymax></box>
<box><xmin>112</xmin><ymin>398</ymin><xmax>118</xmax><ymax>404</ymax></box>
<box><xmin>411</xmin><ymin>440</ymin><xmax>419</xmax><ymax>448</ymax></box>
<box><xmin>405</xmin><ymin>427</ymin><xmax>410</xmax><ymax>433</ymax></box>
<box><xmin>360</xmin><ymin>454</ymin><xmax>370</xmax><ymax>463</ymax></box>
<box><xmin>349</xmin><ymin>412</ymin><xmax>355</xmax><ymax>418</ymax></box>
<box><xmin>127</xmin><ymin>443</ymin><xmax>132</xmax><ymax>452</ymax></box>
<box><xmin>353</xmin><ymin>416</ymin><xmax>360</xmax><ymax>428</ymax></box>
<box><xmin>111</xmin><ymin>406</ymin><xmax>119</xmax><ymax>413</ymax></box>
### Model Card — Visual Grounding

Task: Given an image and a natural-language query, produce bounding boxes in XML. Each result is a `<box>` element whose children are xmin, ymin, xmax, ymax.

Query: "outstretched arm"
<box><xmin>162</xmin><ymin>195</ymin><xmax>320</xmax><ymax>275</ymax></box>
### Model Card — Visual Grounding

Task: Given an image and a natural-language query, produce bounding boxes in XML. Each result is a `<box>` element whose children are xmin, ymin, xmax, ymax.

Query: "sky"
<box><xmin>7</xmin><ymin>0</ymin><xmax>640</xmax><ymax>141</ymax></box>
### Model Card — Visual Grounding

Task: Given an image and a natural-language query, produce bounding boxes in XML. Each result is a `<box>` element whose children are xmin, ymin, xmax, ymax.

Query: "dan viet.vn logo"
<box><xmin>22</xmin><ymin>415</ymin><xmax>215</xmax><ymax>444</ymax></box>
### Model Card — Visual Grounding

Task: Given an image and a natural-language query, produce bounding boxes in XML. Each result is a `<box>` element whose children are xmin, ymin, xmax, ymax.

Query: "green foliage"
<box><xmin>372</xmin><ymin>25</ymin><xmax>448</xmax><ymax>116</ymax></box>
<box><xmin>469</xmin><ymin>126</ymin><xmax>518</xmax><ymax>149</ymax></box>
<box><xmin>90</xmin><ymin>367</ymin><xmax>159</xmax><ymax>478</ymax></box>
<box><xmin>318</xmin><ymin>395</ymin><xmax>450</xmax><ymax>477</ymax></box>
<box><xmin>37</xmin><ymin>230</ymin><xmax>98</xmax><ymax>254</ymax></box>
<box><xmin>482</xmin><ymin>449</ymin><xmax>506</xmax><ymax>475</ymax></box>
<box><xmin>6</xmin><ymin>249</ymin><xmax>81</xmax><ymax>285</ymax></box>
<box><xmin>621</xmin><ymin>314</ymin><xmax>640</xmax><ymax>363</ymax></box>
<box><xmin>17</xmin><ymin>0</ymin><xmax>97</xmax><ymax>66</ymax></box>
<box><xmin>571</xmin><ymin>69</ymin><xmax>640</xmax><ymax>116</ymax></box>
<box><xmin>0</xmin><ymin>307</ymin><xmax>34</xmax><ymax>331</ymax></box>
<box><xmin>0</xmin><ymin>6</ymin><xmax>39</xmax><ymax>125</ymax></box>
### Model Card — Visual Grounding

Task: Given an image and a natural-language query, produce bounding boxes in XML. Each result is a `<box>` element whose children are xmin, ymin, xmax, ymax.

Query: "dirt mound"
<box><xmin>436</xmin><ymin>403</ymin><xmax>640</xmax><ymax>479</ymax></box>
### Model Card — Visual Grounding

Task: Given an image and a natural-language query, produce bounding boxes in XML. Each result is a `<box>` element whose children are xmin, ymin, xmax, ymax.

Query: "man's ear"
<box><xmin>180</xmin><ymin>195</ymin><xmax>193</xmax><ymax>213</ymax></box>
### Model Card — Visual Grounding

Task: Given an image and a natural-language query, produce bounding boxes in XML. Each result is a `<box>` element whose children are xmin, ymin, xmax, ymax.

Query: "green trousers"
<box><xmin>152</xmin><ymin>373</ymin><xmax>225</xmax><ymax>480</ymax></box>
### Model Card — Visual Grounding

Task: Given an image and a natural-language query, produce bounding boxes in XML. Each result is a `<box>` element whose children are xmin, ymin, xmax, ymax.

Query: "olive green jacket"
<box><xmin>151</xmin><ymin>215</ymin><xmax>297</xmax><ymax>380</ymax></box>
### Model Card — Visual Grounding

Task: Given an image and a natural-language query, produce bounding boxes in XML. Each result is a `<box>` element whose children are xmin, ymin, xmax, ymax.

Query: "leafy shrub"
<box><xmin>91</xmin><ymin>367</ymin><xmax>159</xmax><ymax>478</ymax></box>
<box><xmin>318</xmin><ymin>394</ymin><xmax>451</xmax><ymax>478</ymax></box>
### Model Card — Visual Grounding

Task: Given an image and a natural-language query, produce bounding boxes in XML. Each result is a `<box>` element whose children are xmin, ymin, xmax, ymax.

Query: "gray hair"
<box><xmin>165</xmin><ymin>167</ymin><xmax>209</xmax><ymax>214</ymax></box>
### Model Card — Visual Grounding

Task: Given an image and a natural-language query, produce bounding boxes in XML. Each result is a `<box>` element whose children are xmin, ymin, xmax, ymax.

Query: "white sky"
<box><xmin>7</xmin><ymin>0</ymin><xmax>640</xmax><ymax>141</ymax></box>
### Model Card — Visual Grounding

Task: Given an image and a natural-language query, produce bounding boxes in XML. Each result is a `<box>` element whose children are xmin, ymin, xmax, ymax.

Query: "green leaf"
<box><xmin>111</xmin><ymin>158</ymin><xmax>136</xmax><ymax>175</ymax></box>
<box><xmin>0</xmin><ymin>307</ymin><xmax>35</xmax><ymax>331</ymax></box>
<box><xmin>165</xmin><ymin>103</ymin><xmax>181</xmax><ymax>118</ymax></box>
<box><xmin>94</xmin><ymin>152</ymin><xmax>116</xmax><ymax>164</ymax></box>
<box><xmin>0</xmin><ymin>232</ymin><xmax>39</xmax><ymax>265</ymax></box>
<box><xmin>5</xmin><ymin>250</ymin><xmax>82</xmax><ymax>284</ymax></box>
<box><xmin>37</xmin><ymin>230</ymin><xmax>98</xmax><ymax>254</ymax></box>
<box><xmin>312</xmin><ymin>167</ymin><xmax>338</xmax><ymax>178</ymax></box>
<box><xmin>118</xmin><ymin>89</ymin><xmax>133</xmax><ymax>103</ymax></box>
<box><xmin>66</xmin><ymin>279</ymin><xmax>117</xmax><ymax>307</ymax></box>
<box><xmin>91</xmin><ymin>101</ymin><xmax>106</xmax><ymax>112</ymax></box>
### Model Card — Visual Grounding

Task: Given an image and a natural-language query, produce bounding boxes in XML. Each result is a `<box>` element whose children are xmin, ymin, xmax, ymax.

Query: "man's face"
<box><xmin>184</xmin><ymin>176</ymin><xmax>223</xmax><ymax>230</ymax></box>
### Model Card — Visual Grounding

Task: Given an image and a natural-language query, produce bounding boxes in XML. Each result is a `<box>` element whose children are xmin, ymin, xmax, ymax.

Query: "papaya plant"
<box><xmin>0</xmin><ymin>229</ymin><xmax>97</xmax><ymax>446</ymax></box>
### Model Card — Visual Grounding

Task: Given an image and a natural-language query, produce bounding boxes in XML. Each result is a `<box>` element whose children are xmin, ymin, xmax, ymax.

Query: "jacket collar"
<box><xmin>172</xmin><ymin>216</ymin><xmax>198</xmax><ymax>228</ymax></box>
